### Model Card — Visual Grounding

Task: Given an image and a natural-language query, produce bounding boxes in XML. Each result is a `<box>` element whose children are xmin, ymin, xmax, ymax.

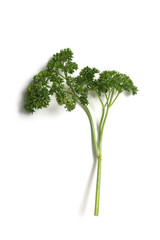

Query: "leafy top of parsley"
<box><xmin>24</xmin><ymin>48</ymin><xmax>138</xmax><ymax>113</ymax></box>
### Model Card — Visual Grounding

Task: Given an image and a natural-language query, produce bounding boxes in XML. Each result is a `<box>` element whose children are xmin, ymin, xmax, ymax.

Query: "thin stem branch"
<box><xmin>108</xmin><ymin>89</ymin><xmax>114</xmax><ymax>106</ymax></box>
<box><xmin>58</xmin><ymin>72</ymin><xmax>66</xmax><ymax>80</ymax></box>
<box><xmin>110</xmin><ymin>92</ymin><xmax>120</xmax><ymax>106</ymax></box>
<box><xmin>63</xmin><ymin>87</ymin><xmax>72</xmax><ymax>94</ymax></box>
<box><xmin>105</xmin><ymin>91</ymin><xmax>110</xmax><ymax>106</ymax></box>
<box><xmin>98</xmin><ymin>106</ymin><xmax>105</xmax><ymax>147</ymax></box>
<box><xmin>82</xmin><ymin>105</ymin><xmax>99</xmax><ymax>157</ymax></box>
<box><xmin>98</xmin><ymin>90</ymin><xmax>114</xmax><ymax>154</ymax></box>
<box><xmin>99</xmin><ymin>106</ymin><xmax>109</xmax><ymax>154</ymax></box>
<box><xmin>94</xmin><ymin>91</ymin><xmax>104</xmax><ymax>107</ymax></box>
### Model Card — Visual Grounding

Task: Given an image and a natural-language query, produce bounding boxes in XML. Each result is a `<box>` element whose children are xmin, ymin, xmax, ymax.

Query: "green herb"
<box><xmin>24</xmin><ymin>48</ymin><xmax>138</xmax><ymax>216</ymax></box>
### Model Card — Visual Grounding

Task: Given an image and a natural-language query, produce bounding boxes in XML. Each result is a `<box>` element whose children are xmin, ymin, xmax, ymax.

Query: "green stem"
<box><xmin>94</xmin><ymin>90</ymin><xmax>120</xmax><ymax>216</ymax></box>
<box><xmin>83</xmin><ymin>105</ymin><xmax>99</xmax><ymax>157</ymax></box>
<box><xmin>98</xmin><ymin>106</ymin><xmax>105</xmax><ymax>147</ymax></box>
<box><xmin>94</xmin><ymin>104</ymin><xmax>111</xmax><ymax>216</ymax></box>
<box><xmin>110</xmin><ymin>92</ymin><xmax>119</xmax><ymax>106</ymax></box>
<box><xmin>94</xmin><ymin>157</ymin><xmax>102</xmax><ymax>216</ymax></box>
<box><xmin>105</xmin><ymin>90</ymin><xmax>111</xmax><ymax>106</ymax></box>
<box><xmin>58</xmin><ymin>72</ymin><xmax>66</xmax><ymax>80</ymax></box>
<box><xmin>94</xmin><ymin>106</ymin><xmax>108</xmax><ymax>216</ymax></box>
<box><xmin>94</xmin><ymin>91</ymin><xmax>104</xmax><ymax>107</ymax></box>
<box><xmin>99</xmin><ymin>106</ymin><xmax>110</xmax><ymax>154</ymax></box>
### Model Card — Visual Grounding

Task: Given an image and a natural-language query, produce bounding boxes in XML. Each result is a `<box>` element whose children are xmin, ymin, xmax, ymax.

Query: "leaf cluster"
<box><xmin>97</xmin><ymin>71</ymin><xmax>138</xmax><ymax>95</ymax></box>
<box><xmin>24</xmin><ymin>48</ymin><xmax>138</xmax><ymax>113</ymax></box>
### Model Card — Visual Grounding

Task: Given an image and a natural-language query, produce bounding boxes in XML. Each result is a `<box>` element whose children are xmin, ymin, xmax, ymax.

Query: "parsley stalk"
<box><xmin>24</xmin><ymin>48</ymin><xmax>138</xmax><ymax>216</ymax></box>
<box><xmin>94</xmin><ymin>91</ymin><xmax>114</xmax><ymax>216</ymax></box>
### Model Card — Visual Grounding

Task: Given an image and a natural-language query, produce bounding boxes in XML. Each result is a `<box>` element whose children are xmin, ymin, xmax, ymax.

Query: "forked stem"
<box><xmin>82</xmin><ymin>91</ymin><xmax>119</xmax><ymax>216</ymax></box>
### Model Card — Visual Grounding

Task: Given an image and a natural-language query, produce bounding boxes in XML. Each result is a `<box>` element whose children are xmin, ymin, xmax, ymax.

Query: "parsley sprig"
<box><xmin>24</xmin><ymin>48</ymin><xmax>138</xmax><ymax>216</ymax></box>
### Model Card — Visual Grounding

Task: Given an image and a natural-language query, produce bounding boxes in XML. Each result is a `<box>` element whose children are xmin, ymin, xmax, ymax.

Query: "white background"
<box><xmin>0</xmin><ymin>0</ymin><xmax>160</xmax><ymax>239</ymax></box>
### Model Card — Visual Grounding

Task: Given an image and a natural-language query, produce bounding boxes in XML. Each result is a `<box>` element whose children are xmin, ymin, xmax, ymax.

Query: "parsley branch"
<box><xmin>24</xmin><ymin>48</ymin><xmax>138</xmax><ymax>216</ymax></box>
<box><xmin>105</xmin><ymin>91</ymin><xmax>111</xmax><ymax>106</ymax></box>
<box><xmin>110</xmin><ymin>92</ymin><xmax>120</xmax><ymax>106</ymax></box>
<box><xmin>58</xmin><ymin>72</ymin><xmax>66</xmax><ymax>80</ymax></box>
<box><xmin>94</xmin><ymin>91</ymin><xmax>104</xmax><ymax>107</ymax></box>
<box><xmin>109</xmin><ymin>89</ymin><xmax>114</xmax><ymax>106</ymax></box>
<box><xmin>98</xmin><ymin>106</ymin><xmax>105</xmax><ymax>146</ymax></box>
<box><xmin>83</xmin><ymin>105</ymin><xmax>99</xmax><ymax>157</ymax></box>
